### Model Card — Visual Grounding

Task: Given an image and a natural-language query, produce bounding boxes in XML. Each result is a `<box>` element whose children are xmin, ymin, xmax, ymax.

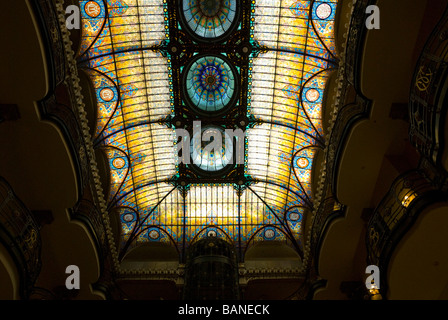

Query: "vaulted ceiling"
<box><xmin>76</xmin><ymin>0</ymin><xmax>340</xmax><ymax>263</ymax></box>
<box><xmin>1</xmin><ymin>0</ymin><xmax>448</xmax><ymax>300</ymax></box>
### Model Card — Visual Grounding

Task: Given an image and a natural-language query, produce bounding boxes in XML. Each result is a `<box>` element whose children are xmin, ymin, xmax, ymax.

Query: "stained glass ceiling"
<box><xmin>77</xmin><ymin>0</ymin><xmax>339</xmax><ymax>261</ymax></box>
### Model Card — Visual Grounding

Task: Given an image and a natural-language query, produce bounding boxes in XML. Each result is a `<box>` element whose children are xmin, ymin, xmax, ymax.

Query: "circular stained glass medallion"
<box><xmin>305</xmin><ymin>88</ymin><xmax>320</xmax><ymax>102</ymax></box>
<box><xmin>288</xmin><ymin>210</ymin><xmax>303</xmax><ymax>222</ymax></box>
<box><xmin>112</xmin><ymin>157</ymin><xmax>126</xmax><ymax>169</ymax></box>
<box><xmin>315</xmin><ymin>3</ymin><xmax>332</xmax><ymax>20</ymax></box>
<box><xmin>190</xmin><ymin>126</ymin><xmax>233</xmax><ymax>172</ymax></box>
<box><xmin>84</xmin><ymin>1</ymin><xmax>102</xmax><ymax>18</ymax></box>
<box><xmin>297</xmin><ymin>157</ymin><xmax>309</xmax><ymax>169</ymax></box>
<box><xmin>122</xmin><ymin>213</ymin><xmax>135</xmax><ymax>223</ymax></box>
<box><xmin>207</xmin><ymin>230</ymin><xmax>217</xmax><ymax>237</ymax></box>
<box><xmin>100</xmin><ymin>88</ymin><xmax>115</xmax><ymax>102</ymax></box>
<box><xmin>182</xmin><ymin>0</ymin><xmax>238</xmax><ymax>40</ymax></box>
<box><xmin>264</xmin><ymin>228</ymin><xmax>275</xmax><ymax>240</ymax></box>
<box><xmin>148</xmin><ymin>229</ymin><xmax>160</xmax><ymax>240</ymax></box>
<box><xmin>184</xmin><ymin>55</ymin><xmax>237</xmax><ymax>113</ymax></box>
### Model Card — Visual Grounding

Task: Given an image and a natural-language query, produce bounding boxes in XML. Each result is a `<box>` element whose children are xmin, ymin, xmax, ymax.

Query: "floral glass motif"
<box><xmin>184</xmin><ymin>55</ymin><xmax>236</xmax><ymax>112</ymax></box>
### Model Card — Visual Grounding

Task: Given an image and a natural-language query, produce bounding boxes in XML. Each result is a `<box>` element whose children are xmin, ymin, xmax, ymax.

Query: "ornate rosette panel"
<box><xmin>183</xmin><ymin>54</ymin><xmax>238</xmax><ymax>114</ymax></box>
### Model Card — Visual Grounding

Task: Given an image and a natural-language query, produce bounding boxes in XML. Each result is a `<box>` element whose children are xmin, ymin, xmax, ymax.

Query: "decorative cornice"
<box><xmin>54</xmin><ymin>0</ymin><xmax>121</xmax><ymax>273</ymax></box>
<box><xmin>118</xmin><ymin>268</ymin><xmax>182</xmax><ymax>280</ymax></box>
<box><xmin>300</xmin><ymin>0</ymin><xmax>355</xmax><ymax>276</ymax></box>
<box><xmin>239</xmin><ymin>266</ymin><xmax>304</xmax><ymax>282</ymax></box>
<box><xmin>112</xmin><ymin>263</ymin><xmax>304</xmax><ymax>283</ymax></box>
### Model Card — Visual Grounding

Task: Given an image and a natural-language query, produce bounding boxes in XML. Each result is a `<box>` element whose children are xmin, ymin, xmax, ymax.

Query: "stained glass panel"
<box><xmin>181</xmin><ymin>0</ymin><xmax>238</xmax><ymax>39</ymax></box>
<box><xmin>78</xmin><ymin>0</ymin><xmax>339</xmax><ymax>259</ymax></box>
<box><xmin>184</xmin><ymin>55</ymin><xmax>237</xmax><ymax>113</ymax></box>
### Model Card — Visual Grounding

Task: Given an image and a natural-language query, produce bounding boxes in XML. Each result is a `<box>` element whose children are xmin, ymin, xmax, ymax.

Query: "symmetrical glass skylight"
<box><xmin>77</xmin><ymin>0</ymin><xmax>339</xmax><ymax>260</ymax></box>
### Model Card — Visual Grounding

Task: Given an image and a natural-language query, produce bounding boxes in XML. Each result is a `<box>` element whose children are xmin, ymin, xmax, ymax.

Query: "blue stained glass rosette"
<box><xmin>184</xmin><ymin>55</ymin><xmax>237</xmax><ymax>113</ymax></box>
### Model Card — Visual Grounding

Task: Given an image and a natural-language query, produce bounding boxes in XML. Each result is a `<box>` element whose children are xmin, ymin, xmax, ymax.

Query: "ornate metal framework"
<box><xmin>163</xmin><ymin>0</ymin><xmax>257</xmax><ymax>188</ymax></box>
